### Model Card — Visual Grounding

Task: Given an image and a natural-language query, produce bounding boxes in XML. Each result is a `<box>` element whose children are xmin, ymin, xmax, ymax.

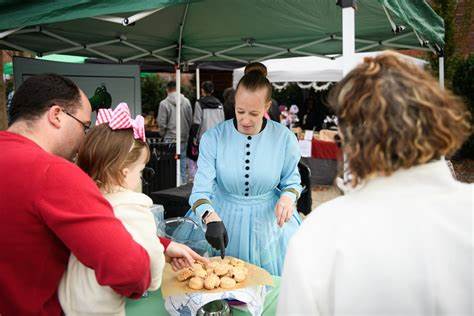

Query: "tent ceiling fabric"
<box><xmin>0</xmin><ymin>0</ymin><xmax>444</xmax><ymax>64</ymax></box>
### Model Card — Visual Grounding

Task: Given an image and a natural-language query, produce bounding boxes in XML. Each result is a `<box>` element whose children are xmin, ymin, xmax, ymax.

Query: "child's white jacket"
<box><xmin>59</xmin><ymin>189</ymin><xmax>165</xmax><ymax>316</ymax></box>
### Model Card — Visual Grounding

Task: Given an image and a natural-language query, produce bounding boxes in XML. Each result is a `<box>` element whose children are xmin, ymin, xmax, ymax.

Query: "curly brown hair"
<box><xmin>77</xmin><ymin>124</ymin><xmax>150</xmax><ymax>192</ymax></box>
<box><xmin>329</xmin><ymin>51</ymin><xmax>471</xmax><ymax>187</ymax></box>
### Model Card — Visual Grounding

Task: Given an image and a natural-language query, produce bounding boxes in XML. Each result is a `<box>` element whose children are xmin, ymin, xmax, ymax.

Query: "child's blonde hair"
<box><xmin>77</xmin><ymin>124</ymin><xmax>150</xmax><ymax>192</ymax></box>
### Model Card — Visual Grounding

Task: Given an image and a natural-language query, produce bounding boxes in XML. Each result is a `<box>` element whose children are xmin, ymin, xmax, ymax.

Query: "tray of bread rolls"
<box><xmin>161</xmin><ymin>256</ymin><xmax>273</xmax><ymax>297</ymax></box>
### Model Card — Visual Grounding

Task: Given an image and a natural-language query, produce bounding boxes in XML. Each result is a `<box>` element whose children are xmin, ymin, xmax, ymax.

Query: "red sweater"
<box><xmin>0</xmin><ymin>131</ymin><xmax>153</xmax><ymax>316</ymax></box>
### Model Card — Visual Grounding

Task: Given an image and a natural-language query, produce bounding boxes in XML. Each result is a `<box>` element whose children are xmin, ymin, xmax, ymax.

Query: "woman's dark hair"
<box><xmin>9</xmin><ymin>73</ymin><xmax>81</xmax><ymax>124</ymax></box>
<box><xmin>244</xmin><ymin>62</ymin><xmax>268</xmax><ymax>76</ymax></box>
<box><xmin>237</xmin><ymin>62</ymin><xmax>272</xmax><ymax>102</ymax></box>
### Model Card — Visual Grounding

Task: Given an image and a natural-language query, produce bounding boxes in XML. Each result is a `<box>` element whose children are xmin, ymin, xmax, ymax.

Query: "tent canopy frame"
<box><xmin>0</xmin><ymin>25</ymin><xmax>438</xmax><ymax>66</ymax></box>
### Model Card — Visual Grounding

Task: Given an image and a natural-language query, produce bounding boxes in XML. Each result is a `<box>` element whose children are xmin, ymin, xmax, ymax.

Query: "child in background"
<box><xmin>59</xmin><ymin>103</ymin><xmax>165</xmax><ymax>316</ymax></box>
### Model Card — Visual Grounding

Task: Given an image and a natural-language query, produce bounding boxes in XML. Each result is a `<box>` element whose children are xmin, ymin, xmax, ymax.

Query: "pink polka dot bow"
<box><xmin>96</xmin><ymin>102</ymin><xmax>146</xmax><ymax>142</ymax></box>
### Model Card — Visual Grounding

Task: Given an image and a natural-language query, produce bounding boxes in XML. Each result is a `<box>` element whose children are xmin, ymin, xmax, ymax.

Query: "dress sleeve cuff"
<box><xmin>194</xmin><ymin>203</ymin><xmax>215</xmax><ymax>219</ymax></box>
<box><xmin>281</xmin><ymin>188</ymin><xmax>300</xmax><ymax>203</ymax></box>
<box><xmin>159</xmin><ymin>237</ymin><xmax>171</xmax><ymax>251</ymax></box>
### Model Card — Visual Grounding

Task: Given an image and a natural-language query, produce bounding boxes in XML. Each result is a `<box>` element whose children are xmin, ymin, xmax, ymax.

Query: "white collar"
<box><xmin>352</xmin><ymin>158</ymin><xmax>458</xmax><ymax>194</ymax></box>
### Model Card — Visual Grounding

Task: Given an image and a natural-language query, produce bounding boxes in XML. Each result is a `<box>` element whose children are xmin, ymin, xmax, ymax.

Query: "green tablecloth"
<box><xmin>126</xmin><ymin>276</ymin><xmax>280</xmax><ymax>315</ymax></box>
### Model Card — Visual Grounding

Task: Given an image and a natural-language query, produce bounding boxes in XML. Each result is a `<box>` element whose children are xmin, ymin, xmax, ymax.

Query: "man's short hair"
<box><xmin>9</xmin><ymin>73</ymin><xmax>81</xmax><ymax>125</ymax></box>
<box><xmin>201</xmin><ymin>81</ymin><xmax>214</xmax><ymax>95</ymax></box>
<box><xmin>166</xmin><ymin>81</ymin><xmax>176</xmax><ymax>91</ymax></box>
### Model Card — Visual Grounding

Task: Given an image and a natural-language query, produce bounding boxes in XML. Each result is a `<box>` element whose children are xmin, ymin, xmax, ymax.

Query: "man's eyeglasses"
<box><xmin>61</xmin><ymin>108</ymin><xmax>91</xmax><ymax>133</ymax></box>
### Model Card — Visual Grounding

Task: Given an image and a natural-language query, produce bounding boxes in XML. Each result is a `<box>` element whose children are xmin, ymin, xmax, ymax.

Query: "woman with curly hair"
<box><xmin>278</xmin><ymin>51</ymin><xmax>472</xmax><ymax>315</ymax></box>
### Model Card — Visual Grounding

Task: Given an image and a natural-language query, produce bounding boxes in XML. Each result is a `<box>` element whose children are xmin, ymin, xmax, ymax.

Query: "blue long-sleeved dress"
<box><xmin>186</xmin><ymin>119</ymin><xmax>302</xmax><ymax>275</ymax></box>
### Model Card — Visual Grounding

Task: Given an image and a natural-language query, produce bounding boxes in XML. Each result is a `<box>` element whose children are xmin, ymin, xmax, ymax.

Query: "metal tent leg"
<box><xmin>341</xmin><ymin>3</ymin><xmax>356</xmax><ymax>76</ymax></box>
<box><xmin>196</xmin><ymin>67</ymin><xmax>200</xmax><ymax>100</ymax></box>
<box><xmin>176</xmin><ymin>66</ymin><xmax>182</xmax><ymax>187</ymax></box>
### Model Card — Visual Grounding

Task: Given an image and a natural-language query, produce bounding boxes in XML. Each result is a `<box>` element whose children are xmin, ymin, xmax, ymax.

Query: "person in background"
<box><xmin>192</xmin><ymin>81</ymin><xmax>225</xmax><ymax>144</ymax></box>
<box><xmin>223</xmin><ymin>87</ymin><xmax>236</xmax><ymax>120</ymax></box>
<box><xmin>278</xmin><ymin>52</ymin><xmax>472</xmax><ymax>315</ymax></box>
<box><xmin>157</xmin><ymin>81</ymin><xmax>193</xmax><ymax>185</ymax></box>
<box><xmin>187</xmin><ymin>81</ymin><xmax>225</xmax><ymax>181</ymax></box>
<box><xmin>6</xmin><ymin>89</ymin><xmax>14</xmax><ymax>123</ymax></box>
<box><xmin>0</xmin><ymin>74</ymin><xmax>197</xmax><ymax>315</ymax></box>
<box><xmin>301</xmin><ymin>92</ymin><xmax>318</xmax><ymax>131</ymax></box>
<box><xmin>144</xmin><ymin>110</ymin><xmax>158</xmax><ymax>131</ymax></box>
<box><xmin>268</xmin><ymin>98</ymin><xmax>281</xmax><ymax>122</ymax></box>
<box><xmin>59</xmin><ymin>103</ymin><xmax>207</xmax><ymax>315</ymax></box>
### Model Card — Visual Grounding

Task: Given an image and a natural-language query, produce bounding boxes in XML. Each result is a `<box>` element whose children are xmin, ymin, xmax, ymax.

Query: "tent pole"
<box><xmin>339</xmin><ymin>0</ymin><xmax>356</xmax><ymax>188</ymax></box>
<box><xmin>196</xmin><ymin>67</ymin><xmax>200</xmax><ymax>100</ymax></box>
<box><xmin>176</xmin><ymin>66</ymin><xmax>182</xmax><ymax>187</ymax></box>
<box><xmin>341</xmin><ymin>2</ymin><xmax>356</xmax><ymax>76</ymax></box>
<box><xmin>439</xmin><ymin>56</ymin><xmax>444</xmax><ymax>90</ymax></box>
<box><xmin>174</xmin><ymin>2</ymin><xmax>190</xmax><ymax>187</ymax></box>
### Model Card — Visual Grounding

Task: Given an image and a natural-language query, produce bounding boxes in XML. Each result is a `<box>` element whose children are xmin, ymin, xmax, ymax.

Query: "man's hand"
<box><xmin>165</xmin><ymin>241</ymin><xmax>210</xmax><ymax>271</ymax></box>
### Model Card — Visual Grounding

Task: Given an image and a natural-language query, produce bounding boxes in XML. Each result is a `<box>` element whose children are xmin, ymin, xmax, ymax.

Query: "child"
<box><xmin>59</xmin><ymin>103</ymin><xmax>165</xmax><ymax>315</ymax></box>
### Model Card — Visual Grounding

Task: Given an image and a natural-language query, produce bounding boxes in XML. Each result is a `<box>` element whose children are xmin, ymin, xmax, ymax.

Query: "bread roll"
<box><xmin>220</xmin><ymin>276</ymin><xmax>236</xmax><ymax>289</ymax></box>
<box><xmin>204</xmin><ymin>273</ymin><xmax>220</xmax><ymax>290</ymax></box>
<box><xmin>188</xmin><ymin>277</ymin><xmax>204</xmax><ymax>290</ymax></box>
<box><xmin>176</xmin><ymin>268</ymin><xmax>193</xmax><ymax>282</ymax></box>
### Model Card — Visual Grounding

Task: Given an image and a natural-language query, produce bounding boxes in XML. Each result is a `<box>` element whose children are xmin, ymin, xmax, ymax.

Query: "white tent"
<box><xmin>232</xmin><ymin>51</ymin><xmax>428</xmax><ymax>88</ymax></box>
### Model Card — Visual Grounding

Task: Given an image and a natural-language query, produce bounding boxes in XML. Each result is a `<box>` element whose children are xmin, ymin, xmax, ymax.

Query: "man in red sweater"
<box><xmin>0</xmin><ymin>74</ymin><xmax>204</xmax><ymax>315</ymax></box>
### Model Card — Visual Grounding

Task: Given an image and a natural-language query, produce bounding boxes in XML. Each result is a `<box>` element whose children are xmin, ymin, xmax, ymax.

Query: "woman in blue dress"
<box><xmin>186</xmin><ymin>63</ymin><xmax>302</xmax><ymax>276</ymax></box>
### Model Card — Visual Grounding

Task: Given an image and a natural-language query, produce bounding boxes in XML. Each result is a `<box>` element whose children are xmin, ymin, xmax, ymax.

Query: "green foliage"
<box><xmin>428</xmin><ymin>1</ymin><xmax>473</xmax><ymax>159</ymax></box>
<box><xmin>453</xmin><ymin>54</ymin><xmax>474</xmax><ymax>109</ymax></box>
<box><xmin>141</xmin><ymin>74</ymin><xmax>197</xmax><ymax>114</ymax></box>
<box><xmin>181</xmin><ymin>84</ymin><xmax>196</xmax><ymax>106</ymax></box>
<box><xmin>431</xmin><ymin>0</ymin><xmax>457</xmax><ymax>57</ymax></box>
<box><xmin>141</xmin><ymin>75</ymin><xmax>167</xmax><ymax>115</ymax></box>
<box><xmin>452</xmin><ymin>54</ymin><xmax>474</xmax><ymax>159</ymax></box>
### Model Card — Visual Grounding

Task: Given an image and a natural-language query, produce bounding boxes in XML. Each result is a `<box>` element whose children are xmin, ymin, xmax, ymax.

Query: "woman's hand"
<box><xmin>203</xmin><ymin>211</ymin><xmax>222</xmax><ymax>224</ymax></box>
<box><xmin>274</xmin><ymin>195</ymin><xmax>295</xmax><ymax>227</ymax></box>
<box><xmin>203</xmin><ymin>211</ymin><xmax>228</xmax><ymax>259</ymax></box>
<box><xmin>165</xmin><ymin>241</ymin><xmax>210</xmax><ymax>271</ymax></box>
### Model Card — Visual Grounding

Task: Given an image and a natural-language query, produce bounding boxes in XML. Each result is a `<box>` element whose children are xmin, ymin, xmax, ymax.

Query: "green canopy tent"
<box><xmin>0</xmin><ymin>1</ymin><xmax>444</xmax><ymax>60</ymax></box>
<box><xmin>0</xmin><ymin>0</ymin><xmax>445</xmax><ymax>185</ymax></box>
